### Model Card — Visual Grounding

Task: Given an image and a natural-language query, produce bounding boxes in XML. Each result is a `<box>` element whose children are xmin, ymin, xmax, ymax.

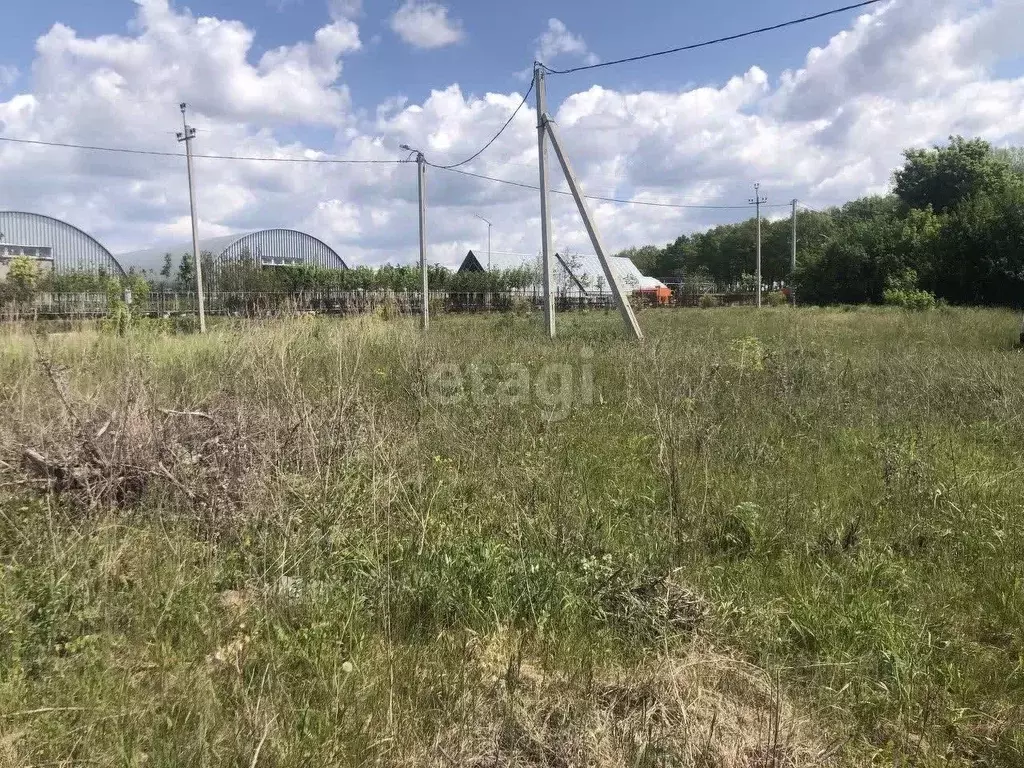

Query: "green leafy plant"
<box><xmin>883</xmin><ymin>288</ymin><xmax>937</xmax><ymax>310</ymax></box>
<box><xmin>883</xmin><ymin>269</ymin><xmax>936</xmax><ymax>310</ymax></box>
<box><xmin>6</xmin><ymin>255</ymin><xmax>40</xmax><ymax>302</ymax></box>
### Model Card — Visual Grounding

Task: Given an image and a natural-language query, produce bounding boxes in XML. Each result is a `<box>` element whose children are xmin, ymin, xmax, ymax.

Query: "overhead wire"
<box><xmin>0</xmin><ymin>135</ymin><xmax>408</xmax><ymax>164</ymax></box>
<box><xmin>4</xmin><ymin>133</ymin><xmax>806</xmax><ymax>215</ymax></box>
<box><xmin>431</xmin><ymin>82</ymin><xmax>535</xmax><ymax>170</ymax></box>
<box><xmin>431</xmin><ymin>163</ymin><xmax>792</xmax><ymax>210</ymax></box>
<box><xmin>538</xmin><ymin>0</ymin><xmax>886</xmax><ymax>75</ymax></box>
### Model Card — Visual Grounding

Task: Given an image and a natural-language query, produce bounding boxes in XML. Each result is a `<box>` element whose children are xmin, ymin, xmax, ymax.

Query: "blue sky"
<box><xmin>0</xmin><ymin>0</ymin><xmax>1022</xmax><ymax>265</ymax></box>
<box><xmin>3</xmin><ymin>0</ymin><xmax>873</xmax><ymax>117</ymax></box>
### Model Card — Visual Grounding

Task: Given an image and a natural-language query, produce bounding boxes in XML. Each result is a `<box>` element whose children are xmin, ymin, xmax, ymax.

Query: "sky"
<box><xmin>0</xmin><ymin>0</ymin><xmax>1022</xmax><ymax>267</ymax></box>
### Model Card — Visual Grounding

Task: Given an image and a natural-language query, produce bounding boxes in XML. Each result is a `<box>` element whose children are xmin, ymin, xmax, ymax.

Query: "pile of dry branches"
<box><xmin>5</xmin><ymin>356</ymin><xmax>262</xmax><ymax>523</ymax></box>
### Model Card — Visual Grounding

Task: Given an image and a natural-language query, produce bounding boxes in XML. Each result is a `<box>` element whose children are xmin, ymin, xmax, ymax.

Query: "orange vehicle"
<box><xmin>638</xmin><ymin>285</ymin><xmax>673</xmax><ymax>306</ymax></box>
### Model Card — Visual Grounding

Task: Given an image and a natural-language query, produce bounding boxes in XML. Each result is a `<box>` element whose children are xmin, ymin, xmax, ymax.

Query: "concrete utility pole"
<box><xmin>415</xmin><ymin>150</ymin><xmax>429</xmax><ymax>330</ymax></box>
<box><xmin>402</xmin><ymin>144</ymin><xmax>429</xmax><ymax>330</ymax></box>
<box><xmin>534</xmin><ymin>63</ymin><xmax>556</xmax><ymax>339</ymax></box>
<box><xmin>177</xmin><ymin>103</ymin><xmax>206</xmax><ymax>333</ymax></box>
<box><xmin>749</xmin><ymin>182</ymin><xmax>767</xmax><ymax>308</ymax></box>
<box><xmin>791</xmin><ymin>198</ymin><xmax>798</xmax><ymax>306</ymax></box>
<box><xmin>474</xmin><ymin>214</ymin><xmax>492</xmax><ymax>271</ymax></box>
<box><xmin>544</xmin><ymin>119</ymin><xmax>643</xmax><ymax>341</ymax></box>
<box><xmin>791</xmin><ymin>199</ymin><xmax>798</xmax><ymax>274</ymax></box>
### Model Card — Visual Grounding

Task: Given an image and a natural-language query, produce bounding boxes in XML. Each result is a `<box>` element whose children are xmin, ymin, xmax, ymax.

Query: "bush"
<box><xmin>376</xmin><ymin>294</ymin><xmax>401</xmax><ymax>321</ymax></box>
<box><xmin>883</xmin><ymin>288</ymin><xmax>937</xmax><ymax>311</ymax></box>
<box><xmin>511</xmin><ymin>297</ymin><xmax>532</xmax><ymax>316</ymax></box>
<box><xmin>766</xmin><ymin>291</ymin><xmax>788</xmax><ymax>307</ymax></box>
<box><xmin>171</xmin><ymin>314</ymin><xmax>201</xmax><ymax>334</ymax></box>
<box><xmin>100</xmin><ymin>301</ymin><xmax>132</xmax><ymax>337</ymax></box>
<box><xmin>699</xmin><ymin>293</ymin><xmax>721</xmax><ymax>309</ymax></box>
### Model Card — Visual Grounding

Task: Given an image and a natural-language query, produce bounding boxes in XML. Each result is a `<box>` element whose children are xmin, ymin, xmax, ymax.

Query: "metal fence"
<box><xmin>2</xmin><ymin>287</ymin><xmax>761</xmax><ymax>320</ymax></box>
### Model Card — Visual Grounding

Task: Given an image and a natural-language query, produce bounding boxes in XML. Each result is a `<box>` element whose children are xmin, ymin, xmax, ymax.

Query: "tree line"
<box><xmin>619</xmin><ymin>138</ymin><xmax>1024</xmax><ymax>306</ymax></box>
<box><xmin>0</xmin><ymin>254</ymin><xmax>543</xmax><ymax>305</ymax></box>
<box><xmin>6</xmin><ymin>136</ymin><xmax>1021</xmax><ymax>309</ymax></box>
<box><xmin>179</xmin><ymin>258</ymin><xmax>540</xmax><ymax>294</ymax></box>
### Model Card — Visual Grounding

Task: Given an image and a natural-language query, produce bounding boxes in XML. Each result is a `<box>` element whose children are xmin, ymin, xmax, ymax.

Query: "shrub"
<box><xmin>376</xmin><ymin>293</ymin><xmax>401</xmax><ymax>321</ymax></box>
<box><xmin>699</xmin><ymin>293</ymin><xmax>721</xmax><ymax>309</ymax></box>
<box><xmin>883</xmin><ymin>288</ymin><xmax>937</xmax><ymax>311</ymax></box>
<box><xmin>102</xmin><ymin>301</ymin><xmax>132</xmax><ymax>337</ymax></box>
<box><xmin>766</xmin><ymin>291</ymin><xmax>788</xmax><ymax>307</ymax></box>
<box><xmin>429</xmin><ymin>297</ymin><xmax>446</xmax><ymax>317</ymax></box>
<box><xmin>172</xmin><ymin>314</ymin><xmax>201</xmax><ymax>334</ymax></box>
<box><xmin>512</xmin><ymin>297</ymin><xmax>532</xmax><ymax>316</ymax></box>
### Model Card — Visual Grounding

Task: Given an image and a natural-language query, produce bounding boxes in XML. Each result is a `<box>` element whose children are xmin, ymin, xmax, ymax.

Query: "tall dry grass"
<box><xmin>0</xmin><ymin>307</ymin><xmax>1022</xmax><ymax>766</ymax></box>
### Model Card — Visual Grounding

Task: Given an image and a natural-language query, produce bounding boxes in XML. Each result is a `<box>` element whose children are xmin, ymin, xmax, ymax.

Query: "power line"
<box><xmin>585</xmin><ymin>191</ymin><xmax>790</xmax><ymax>211</ymax></box>
<box><xmin>432</xmin><ymin>164</ymin><xmax>540</xmax><ymax>192</ymax></box>
<box><xmin>3</xmin><ymin>132</ymin><xmax>803</xmax><ymax>212</ymax></box>
<box><xmin>431</xmin><ymin>163</ymin><xmax>792</xmax><ymax>210</ymax></box>
<box><xmin>0</xmin><ymin>135</ymin><xmax>407</xmax><ymax>164</ymax></box>
<box><xmin>432</xmin><ymin>82</ymin><xmax>535</xmax><ymax>170</ymax></box>
<box><xmin>539</xmin><ymin>0</ymin><xmax>886</xmax><ymax>75</ymax></box>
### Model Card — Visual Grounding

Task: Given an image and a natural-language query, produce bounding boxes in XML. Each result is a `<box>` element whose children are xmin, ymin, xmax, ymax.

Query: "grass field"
<box><xmin>1</xmin><ymin>307</ymin><xmax>1022</xmax><ymax>767</ymax></box>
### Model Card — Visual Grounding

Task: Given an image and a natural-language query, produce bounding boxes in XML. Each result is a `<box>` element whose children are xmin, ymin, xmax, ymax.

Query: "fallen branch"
<box><xmin>158</xmin><ymin>408</ymin><xmax>215</xmax><ymax>422</ymax></box>
<box><xmin>94</xmin><ymin>417</ymin><xmax>113</xmax><ymax>440</ymax></box>
<box><xmin>250</xmin><ymin>720</ymin><xmax>274</xmax><ymax>768</ymax></box>
<box><xmin>155</xmin><ymin>461</ymin><xmax>198</xmax><ymax>500</ymax></box>
<box><xmin>2</xmin><ymin>706</ymin><xmax>87</xmax><ymax>718</ymax></box>
<box><xmin>22</xmin><ymin>448</ymin><xmax>55</xmax><ymax>477</ymax></box>
<box><xmin>0</xmin><ymin>479</ymin><xmax>50</xmax><ymax>489</ymax></box>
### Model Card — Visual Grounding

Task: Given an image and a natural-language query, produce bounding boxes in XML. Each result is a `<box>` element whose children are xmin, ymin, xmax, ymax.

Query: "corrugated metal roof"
<box><xmin>117</xmin><ymin>234</ymin><xmax>251</xmax><ymax>275</ymax></box>
<box><xmin>456</xmin><ymin>250</ymin><xmax>666</xmax><ymax>295</ymax></box>
<box><xmin>117</xmin><ymin>229</ymin><xmax>347</xmax><ymax>274</ymax></box>
<box><xmin>559</xmin><ymin>254</ymin><xmax>668</xmax><ymax>295</ymax></box>
<box><xmin>0</xmin><ymin>210</ymin><xmax>126</xmax><ymax>276</ymax></box>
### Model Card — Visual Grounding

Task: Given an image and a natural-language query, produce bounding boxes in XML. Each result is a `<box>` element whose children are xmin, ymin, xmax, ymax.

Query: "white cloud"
<box><xmin>0</xmin><ymin>66</ymin><xmax>18</xmax><ymax>90</ymax></box>
<box><xmin>535</xmin><ymin>19</ymin><xmax>598</xmax><ymax>67</ymax></box>
<box><xmin>0</xmin><ymin>0</ymin><xmax>1022</xmax><ymax>270</ymax></box>
<box><xmin>328</xmin><ymin>0</ymin><xmax>362</xmax><ymax>19</ymax></box>
<box><xmin>390</xmin><ymin>1</ymin><xmax>464</xmax><ymax>49</ymax></box>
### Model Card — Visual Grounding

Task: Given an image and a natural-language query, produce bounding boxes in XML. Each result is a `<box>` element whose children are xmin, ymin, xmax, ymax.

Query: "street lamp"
<box><xmin>474</xmin><ymin>214</ymin><xmax>492</xmax><ymax>271</ymax></box>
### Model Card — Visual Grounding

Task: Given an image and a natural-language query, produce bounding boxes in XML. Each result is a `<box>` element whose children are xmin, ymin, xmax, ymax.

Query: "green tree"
<box><xmin>994</xmin><ymin>146</ymin><xmax>1024</xmax><ymax>176</ymax></box>
<box><xmin>177</xmin><ymin>253</ymin><xmax>194</xmax><ymax>289</ymax></box>
<box><xmin>796</xmin><ymin>241</ymin><xmax>872</xmax><ymax>304</ymax></box>
<box><xmin>122</xmin><ymin>271</ymin><xmax>151</xmax><ymax>304</ymax></box>
<box><xmin>617</xmin><ymin>245</ymin><xmax>662</xmax><ymax>275</ymax></box>
<box><xmin>654</xmin><ymin>235</ymin><xmax>692</xmax><ymax>282</ymax></box>
<box><xmin>160</xmin><ymin>253</ymin><xmax>173</xmax><ymax>279</ymax></box>
<box><xmin>893</xmin><ymin>136</ymin><xmax>1015</xmax><ymax>214</ymax></box>
<box><xmin>933</xmin><ymin>180</ymin><xmax>1024</xmax><ymax>305</ymax></box>
<box><xmin>7</xmin><ymin>255</ymin><xmax>40</xmax><ymax>301</ymax></box>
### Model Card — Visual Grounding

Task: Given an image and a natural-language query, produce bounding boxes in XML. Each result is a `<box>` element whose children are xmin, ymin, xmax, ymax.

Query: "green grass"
<box><xmin>1</xmin><ymin>307</ymin><xmax>1022</xmax><ymax>766</ymax></box>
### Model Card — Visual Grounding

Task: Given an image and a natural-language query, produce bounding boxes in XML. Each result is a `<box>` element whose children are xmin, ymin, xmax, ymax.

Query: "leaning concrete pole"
<box><xmin>535</xmin><ymin>64</ymin><xmax>556</xmax><ymax>339</ymax></box>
